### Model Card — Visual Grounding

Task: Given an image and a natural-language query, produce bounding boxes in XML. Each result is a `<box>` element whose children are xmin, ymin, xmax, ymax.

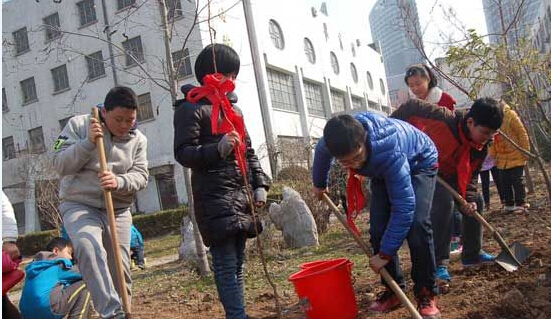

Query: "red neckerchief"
<box><xmin>457</xmin><ymin>124</ymin><xmax>483</xmax><ymax>197</ymax></box>
<box><xmin>186</xmin><ymin>73</ymin><xmax>247</xmax><ymax>176</ymax></box>
<box><xmin>346</xmin><ymin>170</ymin><xmax>366</xmax><ymax>235</ymax></box>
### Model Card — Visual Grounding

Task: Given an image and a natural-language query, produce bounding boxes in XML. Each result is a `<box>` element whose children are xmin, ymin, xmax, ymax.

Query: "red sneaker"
<box><xmin>416</xmin><ymin>288</ymin><xmax>441</xmax><ymax>319</ymax></box>
<box><xmin>369</xmin><ymin>289</ymin><xmax>401</xmax><ymax>313</ymax></box>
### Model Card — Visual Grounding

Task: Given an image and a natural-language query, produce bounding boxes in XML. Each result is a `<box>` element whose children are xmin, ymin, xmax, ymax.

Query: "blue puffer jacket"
<box><xmin>130</xmin><ymin>224</ymin><xmax>144</xmax><ymax>249</ymax></box>
<box><xmin>313</xmin><ymin>112</ymin><xmax>438</xmax><ymax>256</ymax></box>
<box><xmin>19</xmin><ymin>252</ymin><xmax>82</xmax><ymax>319</ymax></box>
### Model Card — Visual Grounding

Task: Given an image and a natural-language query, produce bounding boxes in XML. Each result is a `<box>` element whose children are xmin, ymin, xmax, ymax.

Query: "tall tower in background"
<box><xmin>369</xmin><ymin>0</ymin><xmax>424</xmax><ymax>107</ymax></box>
<box><xmin>483</xmin><ymin>0</ymin><xmax>542</xmax><ymax>45</ymax></box>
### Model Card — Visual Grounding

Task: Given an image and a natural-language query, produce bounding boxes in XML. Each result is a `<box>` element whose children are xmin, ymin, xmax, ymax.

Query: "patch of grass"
<box><xmin>143</xmin><ymin>232</ymin><xmax>180</xmax><ymax>259</ymax></box>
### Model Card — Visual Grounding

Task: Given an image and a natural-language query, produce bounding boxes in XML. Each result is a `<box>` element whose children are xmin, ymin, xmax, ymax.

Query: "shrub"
<box><xmin>17</xmin><ymin>229</ymin><xmax>59</xmax><ymax>257</ymax></box>
<box><xmin>276</xmin><ymin>165</ymin><xmax>311</xmax><ymax>182</ymax></box>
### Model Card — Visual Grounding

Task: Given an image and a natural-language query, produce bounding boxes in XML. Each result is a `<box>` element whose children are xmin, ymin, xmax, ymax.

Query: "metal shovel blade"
<box><xmin>495</xmin><ymin>242</ymin><xmax>531</xmax><ymax>272</ymax></box>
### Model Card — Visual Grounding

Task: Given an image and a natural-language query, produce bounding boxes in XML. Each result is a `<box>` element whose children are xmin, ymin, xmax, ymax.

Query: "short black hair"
<box><xmin>194</xmin><ymin>44</ymin><xmax>240</xmax><ymax>84</ymax></box>
<box><xmin>405</xmin><ymin>64</ymin><xmax>437</xmax><ymax>89</ymax></box>
<box><xmin>104</xmin><ymin>86</ymin><xmax>138</xmax><ymax>111</ymax></box>
<box><xmin>467</xmin><ymin>97</ymin><xmax>503</xmax><ymax>130</ymax></box>
<box><xmin>45</xmin><ymin>237</ymin><xmax>73</xmax><ymax>252</ymax></box>
<box><xmin>323</xmin><ymin>115</ymin><xmax>365</xmax><ymax>158</ymax></box>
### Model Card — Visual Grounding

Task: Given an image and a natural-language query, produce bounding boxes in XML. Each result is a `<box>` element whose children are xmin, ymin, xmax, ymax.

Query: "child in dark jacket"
<box><xmin>392</xmin><ymin>98</ymin><xmax>504</xmax><ymax>289</ymax></box>
<box><xmin>19</xmin><ymin>237</ymin><xmax>91</xmax><ymax>319</ymax></box>
<box><xmin>312</xmin><ymin>112</ymin><xmax>441</xmax><ymax>318</ymax></box>
<box><xmin>173</xmin><ymin>44</ymin><xmax>269</xmax><ymax>319</ymax></box>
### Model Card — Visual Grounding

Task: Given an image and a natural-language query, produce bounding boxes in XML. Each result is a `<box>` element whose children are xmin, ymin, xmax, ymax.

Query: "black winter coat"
<box><xmin>173</xmin><ymin>86</ymin><xmax>270</xmax><ymax>247</ymax></box>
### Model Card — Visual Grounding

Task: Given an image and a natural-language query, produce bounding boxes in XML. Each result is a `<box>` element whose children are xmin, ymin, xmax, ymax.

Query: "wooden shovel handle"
<box><xmin>92</xmin><ymin>107</ymin><xmax>132</xmax><ymax>318</ymax></box>
<box><xmin>322</xmin><ymin>194</ymin><xmax>423</xmax><ymax>319</ymax></box>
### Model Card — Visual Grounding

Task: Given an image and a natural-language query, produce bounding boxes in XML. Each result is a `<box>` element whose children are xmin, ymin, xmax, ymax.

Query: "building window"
<box><xmin>350</xmin><ymin>63</ymin><xmax>358</xmax><ymax>83</ymax></box>
<box><xmin>137</xmin><ymin>93</ymin><xmax>154</xmax><ymax>121</ymax></box>
<box><xmin>379</xmin><ymin>78</ymin><xmax>386</xmax><ymax>95</ymax></box>
<box><xmin>172</xmin><ymin>48</ymin><xmax>192</xmax><ymax>79</ymax></box>
<box><xmin>86</xmin><ymin>51</ymin><xmax>106</xmax><ymax>80</ymax></box>
<box><xmin>3</xmin><ymin>136</ymin><xmax>16</xmax><ymax>161</ymax></box>
<box><xmin>3</xmin><ymin>88</ymin><xmax>8</xmax><ymax>113</ymax></box>
<box><xmin>28</xmin><ymin>126</ymin><xmax>46</xmax><ymax>154</ymax></box>
<box><xmin>331</xmin><ymin>89</ymin><xmax>346</xmax><ymax>113</ymax></box>
<box><xmin>269</xmin><ymin>19</ymin><xmax>285</xmax><ymax>49</ymax></box>
<box><xmin>122</xmin><ymin>36</ymin><xmax>145</xmax><ymax>66</ymax></box>
<box><xmin>117</xmin><ymin>0</ymin><xmax>135</xmax><ymax>10</ymax></box>
<box><xmin>351</xmin><ymin>43</ymin><xmax>356</xmax><ymax>57</ymax></box>
<box><xmin>77</xmin><ymin>0</ymin><xmax>97</xmax><ymax>27</ymax></box>
<box><xmin>303</xmin><ymin>38</ymin><xmax>316</xmax><ymax>64</ymax></box>
<box><xmin>13</xmin><ymin>27</ymin><xmax>30</xmax><ymax>55</ymax></box>
<box><xmin>13</xmin><ymin>202</ymin><xmax>26</xmax><ymax>234</ymax></box>
<box><xmin>368</xmin><ymin>100</ymin><xmax>379</xmax><ymax>110</ymax></box>
<box><xmin>167</xmin><ymin>0</ymin><xmax>182</xmax><ymax>20</ymax></box>
<box><xmin>43</xmin><ymin>13</ymin><xmax>62</xmax><ymax>41</ymax></box>
<box><xmin>323</xmin><ymin>22</ymin><xmax>328</xmax><ymax>41</ymax></box>
<box><xmin>59</xmin><ymin>116</ymin><xmax>73</xmax><ymax>130</ymax></box>
<box><xmin>150</xmin><ymin>165</ymin><xmax>179</xmax><ymax>210</ymax></box>
<box><xmin>366</xmin><ymin>71</ymin><xmax>374</xmax><ymax>90</ymax></box>
<box><xmin>330</xmin><ymin>52</ymin><xmax>339</xmax><ymax>75</ymax></box>
<box><xmin>303</xmin><ymin>80</ymin><xmax>325</xmax><ymax>117</ymax></box>
<box><xmin>51</xmin><ymin>64</ymin><xmax>70</xmax><ymax>92</ymax></box>
<box><xmin>267</xmin><ymin>68</ymin><xmax>297</xmax><ymax>112</ymax></box>
<box><xmin>351</xmin><ymin>95</ymin><xmax>364</xmax><ymax>109</ymax></box>
<box><xmin>20</xmin><ymin>77</ymin><xmax>38</xmax><ymax>104</ymax></box>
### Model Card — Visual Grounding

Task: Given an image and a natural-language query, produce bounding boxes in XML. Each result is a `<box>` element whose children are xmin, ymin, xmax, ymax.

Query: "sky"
<box><xmin>326</xmin><ymin>0</ymin><xmax>489</xmax><ymax>61</ymax></box>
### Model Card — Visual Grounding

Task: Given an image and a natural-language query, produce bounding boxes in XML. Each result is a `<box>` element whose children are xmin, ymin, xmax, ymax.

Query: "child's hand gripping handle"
<box><xmin>92</xmin><ymin>107</ymin><xmax>132</xmax><ymax>318</ymax></box>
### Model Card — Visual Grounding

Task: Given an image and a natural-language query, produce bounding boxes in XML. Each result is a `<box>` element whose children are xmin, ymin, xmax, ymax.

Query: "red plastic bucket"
<box><xmin>289</xmin><ymin>258</ymin><xmax>358</xmax><ymax>319</ymax></box>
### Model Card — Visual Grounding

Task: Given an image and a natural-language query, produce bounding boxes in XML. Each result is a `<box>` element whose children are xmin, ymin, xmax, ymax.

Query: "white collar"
<box><xmin>409</xmin><ymin>87</ymin><xmax>443</xmax><ymax>104</ymax></box>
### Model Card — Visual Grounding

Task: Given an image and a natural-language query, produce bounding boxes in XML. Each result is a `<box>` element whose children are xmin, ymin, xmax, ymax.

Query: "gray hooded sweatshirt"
<box><xmin>53</xmin><ymin>114</ymin><xmax>148</xmax><ymax>210</ymax></box>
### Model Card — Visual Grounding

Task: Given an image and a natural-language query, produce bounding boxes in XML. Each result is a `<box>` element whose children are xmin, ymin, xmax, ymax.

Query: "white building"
<box><xmin>531</xmin><ymin>0</ymin><xmax>551</xmax><ymax>116</ymax></box>
<box><xmin>2</xmin><ymin>0</ymin><xmax>390</xmax><ymax>234</ymax></box>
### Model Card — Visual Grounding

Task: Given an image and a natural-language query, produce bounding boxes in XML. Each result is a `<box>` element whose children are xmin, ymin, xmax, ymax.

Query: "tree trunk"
<box><xmin>524</xmin><ymin>164</ymin><xmax>534</xmax><ymax>194</ymax></box>
<box><xmin>157</xmin><ymin>0</ymin><xmax>210</xmax><ymax>276</ymax></box>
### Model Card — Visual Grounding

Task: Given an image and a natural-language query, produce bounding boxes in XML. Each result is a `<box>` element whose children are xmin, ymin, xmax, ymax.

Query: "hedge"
<box><xmin>16</xmin><ymin>207</ymin><xmax>188</xmax><ymax>257</ymax></box>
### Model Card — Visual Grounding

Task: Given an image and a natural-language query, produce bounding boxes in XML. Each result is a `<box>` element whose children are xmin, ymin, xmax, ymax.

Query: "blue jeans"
<box><xmin>210</xmin><ymin>234</ymin><xmax>247</xmax><ymax>319</ymax></box>
<box><xmin>369</xmin><ymin>168</ymin><xmax>438</xmax><ymax>296</ymax></box>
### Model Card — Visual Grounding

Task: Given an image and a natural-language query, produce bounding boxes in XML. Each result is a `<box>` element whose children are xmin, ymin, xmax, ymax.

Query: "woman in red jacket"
<box><xmin>405</xmin><ymin>64</ymin><xmax>456</xmax><ymax>110</ymax></box>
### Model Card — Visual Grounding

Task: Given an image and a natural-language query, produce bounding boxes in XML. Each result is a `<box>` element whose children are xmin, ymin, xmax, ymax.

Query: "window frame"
<box><xmin>20</xmin><ymin>77</ymin><xmax>38</xmax><ymax>105</ymax></box>
<box><xmin>269</xmin><ymin>19</ymin><xmax>285</xmax><ymax>50</ymax></box>
<box><xmin>85</xmin><ymin>51</ymin><xmax>106</xmax><ymax>80</ymax></box>
<box><xmin>137</xmin><ymin>92</ymin><xmax>154</xmax><ymax>122</ymax></box>
<box><xmin>171</xmin><ymin>48</ymin><xmax>192</xmax><ymax>79</ymax></box>
<box><xmin>330</xmin><ymin>52</ymin><xmax>339</xmax><ymax>75</ymax></box>
<box><xmin>3</xmin><ymin>136</ymin><xmax>16</xmax><ymax>161</ymax></box>
<box><xmin>303</xmin><ymin>80</ymin><xmax>326</xmax><ymax>117</ymax></box>
<box><xmin>43</xmin><ymin>13</ymin><xmax>62</xmax><ymax>42</ymax></box>
<box><xmin>122</xmin><ymin>36</ymin><xmax>145</xmax><ymax>66</ymax></box>
<box><xmin>28</xmin><ymin>126</ymin><xmax>46</xmax><ymax>154</ymax></box>
<box><xmin>266</xmin><ymin>68</ymin><xmax>298</xmax><ymax>112</ymax></box>
<box><xmin>13</xmin><ymin>27</ymin><xmax>30</xmax><ymax>55</ymax></box>
<box><xmin>51</xmin><ymin>64</ymin><xmax>70</xmax><ymax>93</ymax></box>
<box><xmin>303</xmin><ymin>38</ymin><xmax>316</xmax><ymax>64</ymax></box>
<box><xmin>350</xmin><ymin>63</ymin><xmax>358</xmax><ymax>83</ymax></box>
<box><xmin>330</xmin><ymin>89</ymin><xmax>346</xmax><ymax>113</ymax></box>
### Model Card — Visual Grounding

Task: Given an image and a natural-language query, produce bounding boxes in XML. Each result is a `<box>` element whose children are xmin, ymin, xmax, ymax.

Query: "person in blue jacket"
<box><xmin>312</xmin><ymin>113</ymin><xmax>441</xmax><ymax>318</ymax></box>
<box><xmin>130</xmin><ymin>224</ymin><xmax>145</xmax><ymax>270</ymax></box>
<box><xmin>19</xmin><ymin>237</ymin><xmax>91</xmax><ymax>319</ymax></box>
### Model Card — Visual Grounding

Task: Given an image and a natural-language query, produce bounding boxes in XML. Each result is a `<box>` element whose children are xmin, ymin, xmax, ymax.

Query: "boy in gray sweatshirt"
<box><xmin>53</xmin><ymin>86</ymin><xmax>148</xmax><ymax>319</ymax></box>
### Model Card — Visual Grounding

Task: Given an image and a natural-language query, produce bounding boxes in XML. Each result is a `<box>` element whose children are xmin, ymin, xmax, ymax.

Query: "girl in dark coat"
<box><xmin>173</xmin><ymin>44</ymin><xmax>269</xmax><ymax>319</ymax></box>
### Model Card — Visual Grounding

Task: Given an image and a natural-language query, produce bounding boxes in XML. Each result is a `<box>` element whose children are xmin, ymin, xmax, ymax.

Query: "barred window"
<box><xmin>331</xmin><ymin>89</ymin><xmax>346</xmax><ymax>113</ymax></box>
<box><xmin>267</xmin><ymin>69</ymin><xmax>297</xmax><ymax>112</ymax></box>
<box><xmin>3</xmin><ymin>88</ymin><xmax>8</xmax><ymax>113</ymax></box>
<box><xmin>43</xmin><ymin>13</ymin><xmax>61</xmax><ymax>41</ymax></box>
<box><xmin>86</xmin><ymin>51</ymin><xmax>106</xmax><ymax>80</ymax></box>
<box><xmin>28</xmin><ymin>126</ymin><xmax>46</xmax><ymax>153</ymax></box>
<box><xmin>117</xmin><ymin>0</ymin><xmax>135</xmax><ymax>10</ymax></box>
<box><xmin>77</xmin><ymin>0</ymin><xmax>97</xmax><ymax>27</ymax></box>
<box><xmin>304</xmin><ymin>38</ymin><xmax>316</xmax><ymax>64</ymax></box>
<box><xmin>167</xmin><ymin>0</ymin><xmax>182</xmax><ymax>20</ymax></box>
<box><xmin>13</xmin><ymin>27</ymin><xmax>29</xmax><ymax>55</ymax></box>
<box><xmin>172</xmin><ymin>48</ymin><xmax>192</xmax><ymax>79</ymax></box>
<box><xmin>20</xmin><ymin>77</ymin><xmax>38</xmax><ymax>104</ymax></box>
<box><xmin>3</xmin><ymin>136</ymin><xmax>16</xmax><ymax>161</ymax></box>
<box><xmin>137</xmin><ymin>93</ymin><xmax>154</xmax><ymax>122</ymax></box>
<box><xmin>380</xmin><ymin>78</ymin><xmax>386</xmax><ymax>95</ymax></box>
<box><xmin>303</xmin><ymin>80</ymin><xmax>325</xmax><ymax>117</ymax></box>
<box><xmin>330</xmin><ymin>52</ymin><xmax>339</xmax><ymax>75</ymax></box>
<box><xmin>351</xmin><ymin>95</ymin><xmax>364</xmax><ymax>109</ymax></box>
<box><xmin>269</xmin><ymin>20</ymin><xmax>285</xmax><ymax>49</ymax></box>
<box><xmin>51</xmin><ymin>64</ymin><xmax>70</xmax><ymax>92</ymax></box>
<box><xmin>122</xmin><ymin>36</ymin><xmax>145</xmax><ymax>66</ymax></box>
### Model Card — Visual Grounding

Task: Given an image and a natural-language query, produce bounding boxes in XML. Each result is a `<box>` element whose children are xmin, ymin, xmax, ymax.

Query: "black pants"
<box><xmin>480</xmin><ymin>167</ymin><xmax>502</xmax><ymax>206</ymax></box>
<box><xmin>499</xmin><ymin>166</ymin><xmax>526</xmax><ymax>206</ymax></box>
<box><xmin>369</xmin><ymin>168</ymin><xmax>437</xmax><ymax>296</ymax></box>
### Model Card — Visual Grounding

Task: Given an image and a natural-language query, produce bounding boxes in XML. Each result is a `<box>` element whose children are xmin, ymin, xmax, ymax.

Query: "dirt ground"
<box><xmin>130</xmin><ymin>182</ymin><xmax>551</xmax><ymax>319</ymax></box>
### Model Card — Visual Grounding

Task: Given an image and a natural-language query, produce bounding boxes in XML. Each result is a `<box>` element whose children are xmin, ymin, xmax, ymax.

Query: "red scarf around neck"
<box><xmin>346</xmin><ymin>170</ymin><xmax>366</xmax><ymax>235</ymax></box>
<box><xmin>186</xmin><ymin>73</ymin><xmax>247</xmax><ymax>176</ymax></box>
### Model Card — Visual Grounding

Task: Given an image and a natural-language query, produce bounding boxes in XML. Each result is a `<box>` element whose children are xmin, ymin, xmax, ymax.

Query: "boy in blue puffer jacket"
<box><xmin>130</xmin><ymin>224</ymin><xmax>145</xmax><ymax>269</ymax></box>
<box><xmin>312</xmin><ymin>113</ymin><xmax>441</xmax><ymax>319</ymax></box>
<box><xmin>19</xmin><ymin>237</ymin><xmax>91</xmax><ymax>319</ymax></box>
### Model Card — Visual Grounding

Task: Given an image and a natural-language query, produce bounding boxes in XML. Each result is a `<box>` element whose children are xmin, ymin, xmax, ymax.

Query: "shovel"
<box><xmin>322</xmin><ymin>193</ymin><xmax>423</xmax><ymax>319</ymax></box>
<box><xmin>436</xmin><ymin>176</ymin><xmax>529</xmax><ymax>272</ymax></box>
<box><xmin>93</xmin><ymin>107</ymin><xmax>132</xmax><ymax>318</ymax></box>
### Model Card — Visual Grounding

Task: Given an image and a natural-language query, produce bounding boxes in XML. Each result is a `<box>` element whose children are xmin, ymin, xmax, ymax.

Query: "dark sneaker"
<box><xmin>461</xmin><ymin>251</ymin><xmax>495</xmax><ymax>268</ymax></box>
<box><xmin>369</xmin><ymin>289</ymin><xmax>401</xmax><ymax>313</ymax></box>
<box><xmin>416</xmin><ymin>288</ymin><xmax>441</xmax><ymax>319</ymax></box>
